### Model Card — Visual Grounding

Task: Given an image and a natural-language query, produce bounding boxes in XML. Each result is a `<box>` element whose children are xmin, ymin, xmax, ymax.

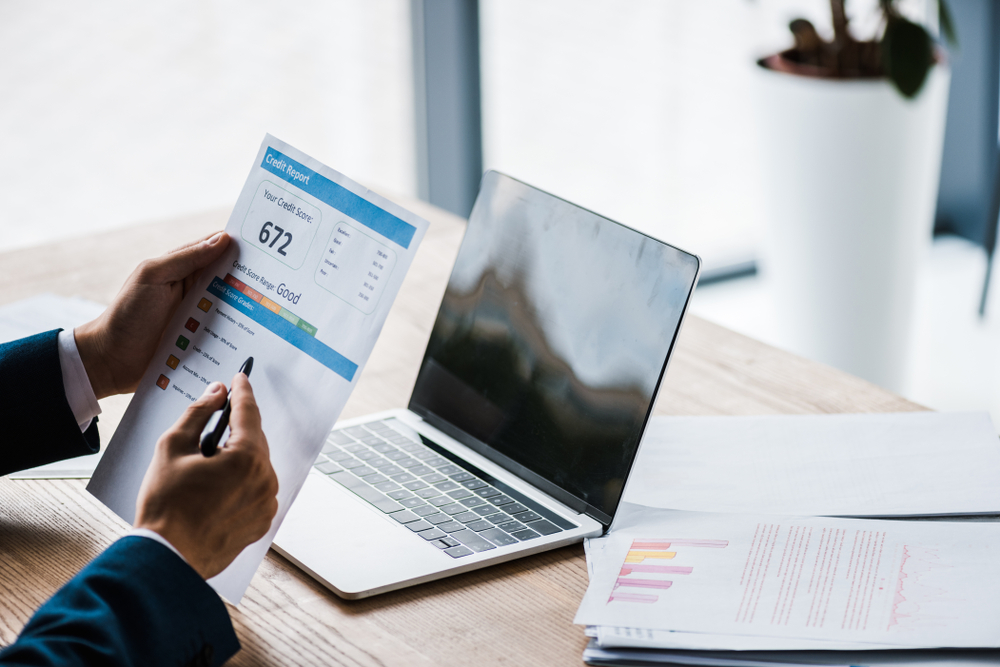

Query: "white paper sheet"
<box><xmin>0</xmin><ymin>293</ymin><xmax>106</xmax><ymax>344</ymax></box>
<box><xmin>582</xmin><ymin>640</ymin><xmax>1000</xmax><ymax>667</ymax></box>
<box><xmin>0</xmin><ymin>294</ymin><xmax>108</xmax><ymax>478</ymax></box>
<box><xmin>575</xmin><ymin>503</ymin><xmax>1000</xmax><ymax>649</ymax></box>
<box><xmin>623</xmin><ymin>413</ymin><xmax>1000</xmax><ymax>517</ymax></box>
<box><xmin>87</xmin><ymin>135</ymin><xmax>429</xmax><ymax>601</ymax></box>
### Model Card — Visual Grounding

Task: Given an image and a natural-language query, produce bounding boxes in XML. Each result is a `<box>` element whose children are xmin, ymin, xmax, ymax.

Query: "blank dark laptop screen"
<box><xmin>409</xmin><ymin>172</ymin><xmax>700</xmax><ymax>525</ymax></box>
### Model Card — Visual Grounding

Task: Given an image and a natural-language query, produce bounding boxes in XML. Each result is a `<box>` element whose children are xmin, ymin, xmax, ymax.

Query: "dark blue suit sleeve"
<box><xmin>0</xmin><ymin>330</ymin><xmax>99</xmax><ymax>476</ymax></box>
<box><xmin>0</xmin><ymin>537</ymin><xmax>239</xmax><ymax>667</ymax></box>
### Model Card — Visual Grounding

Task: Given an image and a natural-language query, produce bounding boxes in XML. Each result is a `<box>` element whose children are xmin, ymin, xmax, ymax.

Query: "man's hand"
<box><xmin>76</xmin><ymin>231</ymin><xmax>231</xmax><ymax>400</ymax></box>
<box><xmin>134</xmin><ymin>374</ymin><xmax>279</xmax><ymax>580</ymax></box>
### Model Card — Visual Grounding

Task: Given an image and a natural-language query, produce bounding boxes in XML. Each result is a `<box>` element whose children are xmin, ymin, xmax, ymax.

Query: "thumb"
<box><xmin>165</xmin><ymin>381</ymin><xmax>228</xmax><ymax>455</ymax></box>
<box><xmin>143</xmin><ymin>231</ymin><xmax>230</xmax><ymax>284</ymax></box>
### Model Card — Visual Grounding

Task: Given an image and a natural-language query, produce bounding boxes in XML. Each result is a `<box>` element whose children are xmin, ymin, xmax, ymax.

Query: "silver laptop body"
<box><xmin>274</xmin><ymin>172</ymin><xmax>701</xmax><ymax>599</ymax></box>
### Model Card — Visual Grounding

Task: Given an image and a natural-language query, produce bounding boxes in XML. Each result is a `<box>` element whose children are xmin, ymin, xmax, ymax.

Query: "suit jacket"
<box><xmin>0</xmin><ymin>331</ymin><xmax>239</xmax><ymax>666</ymax></box>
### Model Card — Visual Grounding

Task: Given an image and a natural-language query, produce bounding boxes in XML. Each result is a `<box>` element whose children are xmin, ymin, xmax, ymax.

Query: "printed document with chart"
<box><xmin>89</xmin><ymin>135</ymin><xmax>429</xmax><ymax>601</ymax></box>
<box><xmin>575</xmin><ymin>504</ymin><xmax>1000</xmax><ymax>649</ymax></box>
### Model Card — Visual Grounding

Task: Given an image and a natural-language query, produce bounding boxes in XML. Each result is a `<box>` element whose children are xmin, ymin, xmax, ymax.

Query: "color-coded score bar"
<box><xmin>223</xmin><ymin>274</ymin><xmax>317</xmax><ymax>336</ymax></box>
<box><xmin>206</xmin><ymin>276</ymin><xmax>358</xmax><ymax>381</ymax></box>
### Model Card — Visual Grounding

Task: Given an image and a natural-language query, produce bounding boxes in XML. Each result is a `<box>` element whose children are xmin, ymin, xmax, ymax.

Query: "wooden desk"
<box><xmin>0</xmin><ymin>198</ymin><xmax>923</xmax><ymax>665</ymax></box>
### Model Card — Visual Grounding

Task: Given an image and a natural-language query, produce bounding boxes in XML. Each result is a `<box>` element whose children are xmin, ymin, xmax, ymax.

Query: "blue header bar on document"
<box><xmin>261</xmin><ymin>148</ymin><xmax>417</xmax><ymax>249</ymax></box>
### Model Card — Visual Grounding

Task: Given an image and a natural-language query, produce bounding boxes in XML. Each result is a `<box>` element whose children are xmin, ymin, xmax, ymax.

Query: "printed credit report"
<box><xmin>88</xmin><ymin>135</ymin><xmax>430</xmax><ymax>601</ymax></box>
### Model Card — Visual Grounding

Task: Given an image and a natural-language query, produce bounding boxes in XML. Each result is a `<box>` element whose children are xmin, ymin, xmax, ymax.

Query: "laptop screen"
<box><xmin>409</xmin><ymin>172</ymin><xmax>700</xmax><ymax>525</ymax></box>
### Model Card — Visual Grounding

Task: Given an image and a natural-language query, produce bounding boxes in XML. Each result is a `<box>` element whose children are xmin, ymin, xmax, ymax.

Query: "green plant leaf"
<box><xmin>939</xmin><ymin>0</ymin><xmax>958</xmax><ymax>47</ymax></box>
<box><xmin>882</xmin><ymin>16</ymin><xmax>933</xmax><ymax>98</ymax></box>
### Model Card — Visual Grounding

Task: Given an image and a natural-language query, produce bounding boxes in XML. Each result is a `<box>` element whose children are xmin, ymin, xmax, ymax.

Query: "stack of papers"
<box><xmin>575</xmin><ymin>413</ymin><xmax>1000</xmax><ymax>665</ymax></box>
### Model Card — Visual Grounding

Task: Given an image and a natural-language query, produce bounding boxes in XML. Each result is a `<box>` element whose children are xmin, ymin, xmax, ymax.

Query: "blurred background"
<box><xmin>2</xmin><ymin>0</ymin><xmax>999</xmax><ymax>425</ymax></box>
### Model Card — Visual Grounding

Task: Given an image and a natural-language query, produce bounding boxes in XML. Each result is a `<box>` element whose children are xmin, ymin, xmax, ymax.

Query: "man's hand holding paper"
<box><xmin>88</xmin><ymin>135</ymin><xmax>430</xmax><ymax>601</ymax></box>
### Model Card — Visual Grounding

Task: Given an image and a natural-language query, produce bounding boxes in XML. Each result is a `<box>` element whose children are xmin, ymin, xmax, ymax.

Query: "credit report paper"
<box><xmin>88</xmin><ymin>135</ymin><xmax>429</xmax><ymax>601</ymax></box>
<box><xmin>575</xmin><ymin>504</ymin><xmax>1000</xmax><ymax>649</ymax></box>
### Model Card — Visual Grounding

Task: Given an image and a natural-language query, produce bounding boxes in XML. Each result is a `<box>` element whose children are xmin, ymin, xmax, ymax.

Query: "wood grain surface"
<box><xmin>0</xmin><ymin>195</ymin><xmax>923</xmax><ymax>665</ymax></box>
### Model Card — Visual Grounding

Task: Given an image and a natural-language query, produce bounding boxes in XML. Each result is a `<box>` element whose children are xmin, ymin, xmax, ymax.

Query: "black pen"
<box><xmin>200</xmin><ymin>357</ymin><xmax>254</xmax><ymax>457</ymax></box>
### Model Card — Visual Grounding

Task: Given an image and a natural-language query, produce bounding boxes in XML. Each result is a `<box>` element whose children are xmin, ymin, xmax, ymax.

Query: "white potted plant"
<box><xmin>757</xmin><ymin>0</ymin><xmax>955</xmax><ymax>391</ymax></box>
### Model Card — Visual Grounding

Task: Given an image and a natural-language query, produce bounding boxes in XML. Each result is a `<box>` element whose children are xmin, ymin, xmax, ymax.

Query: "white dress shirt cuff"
<box><xmin>57</xmin><ymin>329</ymin><xmax>102</xmax><ymax>433</ymax></box>
<box><xmin>127</xmin><ymin>528</ymin><xmax>189</xmax><ymax>565</ymax></box>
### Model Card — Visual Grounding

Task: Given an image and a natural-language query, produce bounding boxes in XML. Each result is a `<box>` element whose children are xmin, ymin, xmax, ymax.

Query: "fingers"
<box><xmin>141</xmin><ymin>231</ymin><xmax>230</xmax><ymax>285</ymax></box>
<box><xmin>164</xmin><ymin>382</ymin><xmax>228</xmax><ymax>454</ymax></box>
<box><xmin>227</xmin><ymin>373</ymin><xmax>268</xmax><ymax>454</ymax></box>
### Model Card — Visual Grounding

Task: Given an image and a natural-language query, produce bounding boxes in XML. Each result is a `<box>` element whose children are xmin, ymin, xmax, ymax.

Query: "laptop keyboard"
<box><xmin>312</xmin><ymin>418</ymin><xmax>576</xmax><ymax>559</ymax></box>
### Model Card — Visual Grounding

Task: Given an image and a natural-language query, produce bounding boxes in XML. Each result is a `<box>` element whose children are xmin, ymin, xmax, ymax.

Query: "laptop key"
<box><xmin>374</xmin><ymin>481</ymin><xmax>400</xmax><ymax>492</ymax></box>
<box><xmin>424</xmin><ymin>457</ymin><xmax>449</xmax><ymax>467</ymax></box>
<box><xmin>437</xmin><ymin>464</ymin><xmax>461</xmax><ymax>475</ymax></box>
<box><xmin>527</xmin><ymin>519</ymin><xmax>561</xmax><ymax>535</ymax></box>
<box><xmin>391</xmin><ymin>473</ymin><xmax>416</xmax><ymax>483</ymax></box>
<box><xmin>328</xmin><ymin>431</ymin><xmax>354</xmax><ymax>445</ymax></box>
<box><xmin>474</xmin><ymin>487</ymin><xmax>501</xmax><ymax>498</ymax></box>
<box><xmin>419</xmin><ymin>528</ymin><xmax>447</xmax><ymax>541</ymax></box>
<box><xmin>372</xmin><ymin>443</ymin><xmax>396</xmax><ymax>453</ymax></box>
<box><xmin>362</xmin><ymin>474</ymin><xmax>388</xmax><ymax>485</ymax></box>
<box><xmin>387</xmin><ymin>489</ymin><xmax>412</xmax><ymax>500</ymax></box>
<box><xmin>434</xmin><ymin>481</ymin><xmax>460</xmax><ymax>491</ymax></box>
<box><xmin>428</xmin><ymin>496</ymin><xmax>453</xmax><ymax>507</ymax></box>
<box><xmin>416</xmin><ymin>487</ymin><xmax>442</xmax><ymax>498</ymax></box>
<box><xmin>449</xmin><ymin>471</ymin><xmax>474</xmax><ymax>482</ymax></box>
<box><xmin>390</xmin><ymin>510</ymin><xmax>421</xmax><ymax>524</ymax></box>
<box><xmin>355</xmin><ymin>450</ymin><xmax>380</xmax><ymax>461</ymax></box>
<box><xmin>440</xmin><ymin>536</ymin><xmax>461</xmax><ymax>547</ymax></box>
<box><xmin>451</xmin><ymin>529</ymin><xmax>496</xmax><ymax>552</ymax></box>
<box><xmin>349</xmin><ymin>466</ymin><xmax>377</xmax><ymax>478</ymax></box>
<box><xmin>483</xmin><ymin>513</ymin><xmax>510</xmax><ymax>524</ymax></box>
<box><xmin>467</xmin><ymin>520</ymin><xmax>493</xmax><ymax>532</ymax></box>
<box><xmin>314</xmin><ymin>462</ymin><xmax>341</xmax><ymax>474</ymax></box>
<box><xmin>461</xmin><ymin>479</ymin><xmax>487</xmax><ymax>490</ymax></box>
<box><xmin>384</xmin><ymin>450</ymin><xmax>409</xmax><ymax>461</ymax></box>
<box><xmin>397</xmin><ymin>458</ymin><xmax>422</xmax><ymax>469</ymax></box>
<box><xmin>400</xmin><ymin>497</ymin><xmax>426</xmax><ymax>509</ymax></box>
<box><xmin>454</xmin><ymin>512</ymin><xmax>480</xmax><ymax>523</ymax></box>
<box><xmin>422</xmin><ymin>473</ymin><xmax>447</xmax><ymax>484</ymax></box>
<box><xmin>511</xmin><ymin>510</ymin><xmax>542</xmax><ymax>523</ymax></box>
<box><xmin>497</xmin><ymin>521</ymin><xmax>526</xmax><ymax>533</ymax></box>
<box><xmin>472</xmin><ymin>504</ymin><xmax>497</xmax><ymax>515</ymax></box>
<box><xmin>326</xmin><ymin>451</ymin><xmax>354</xmax><ymax>463</ymax></box>
<box><xmin>403</xmin><ymin>480</ymin><xmax>428</xmax><ymax>491</ymax></box>
<box><xmin>339</xmin><ymin>458</ymin><xmax>365</xmax><ymax>469</ymax></box>
<box><xmin>444</xmin><ymin>545</ymin><xmax>474</xmax><ymax>558</ymax></box>
<box><xmin>400</xmin><ymin>443</ymin><xmax>424</xmax><ymax>452</ymax></box>
<box><xmin>425</xmin><ymin>513</ymin><xmax>452</xmax><ymax>525</ymax></box>
<box><xmin>510</xmin><ymin>529</ymin><xmax>541</xmax><ymax>541</ymax></box>
<box><xmin>371</xmin><ymin>497</ymin><xmax>406</xmax><ymax>514</ymax></box>
<box><xmin>461</xmin><ymin>496</ymin><xmax>488</xmax><ymax>508</ymax></box>
<box><xmin>488</xmin><ymin>495</ymin><xmax>515</xmax><ymax>506</ymax></box>
<box><xmin>446</xmin><ymin>489</ymin><xmax>473</xmax><ymax>500</ymax></box>
<box><xmin>437</xmin><ymin>521</ymin><xmax>467</xmax><ymax>533</ymax></box>
<box><xmin>344</xmin><ymin>443</ymin><xmax>367</xmax><ymax>453</ymax></box>
<box><xmin>343</xmin><ymin>427</ymin><xmax>369</xmax><ymax>437</ymax></box>
<box><xmin>378</xmin><ymin>464</ymin><xmax>404</xmax><ymax>476</ymax></box>
<box><xmin>405</xmin><ymin>520</ymin><xmax>434</xmax><ymax>532</ymax></box>
<box><xmin>503</xmin><ymin>503</ymin><xmax>528</xmax><ymax>514</ymax></box>
<box><xmin>412</xmin><ymin>450</ymin><xmax>437</xmax><ymax>460</ymax></box>
<box><xmin>413</xmin><ymin>505</ymin><xmax>440</xmax><ymax>517</ymax></box>
<box><xmin>409</xmin><ymin>465</ymin><xmax>434</xmax><ymax>476</ymax></box>
<box><xmin>480</xmin><ymin>527</ymin><xmax>519</xmax><ymax>546</ymax></box>
<box><xmin>440</xmin><ymin>503</ymin><xmax>467</xmax><ymax>515</ymax></box>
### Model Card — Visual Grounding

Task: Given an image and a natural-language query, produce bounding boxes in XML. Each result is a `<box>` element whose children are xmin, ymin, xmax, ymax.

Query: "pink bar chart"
<box><xmin>609</xmin><ymin>538</ymin><xmax>729</xmax><ymax>604</ymax></box>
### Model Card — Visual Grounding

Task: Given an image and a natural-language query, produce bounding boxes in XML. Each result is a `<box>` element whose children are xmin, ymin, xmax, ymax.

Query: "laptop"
<box><xmin>273</xmin><ymin>171</ymin><xmax>701</xmax><ymax>599</ymax></box>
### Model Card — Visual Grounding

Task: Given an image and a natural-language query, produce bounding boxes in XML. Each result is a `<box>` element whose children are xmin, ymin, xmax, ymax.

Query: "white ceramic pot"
<box><xmin>756</xmin><ymin>64</ymin><xmax>950</xmax><ymax>391</ymax></box>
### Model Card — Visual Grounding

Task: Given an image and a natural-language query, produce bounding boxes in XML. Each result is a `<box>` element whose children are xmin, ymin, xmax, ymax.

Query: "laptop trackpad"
<box><xmin>275</xmin><ymin>473</ymin><xmax>450</xmax><ymax>597</ymax></box>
